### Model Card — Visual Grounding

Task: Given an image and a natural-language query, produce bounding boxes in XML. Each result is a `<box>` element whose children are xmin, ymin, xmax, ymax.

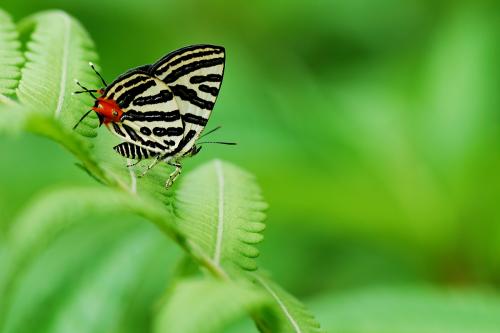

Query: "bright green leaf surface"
<box><xmin>16</xmin><ymin>10</ymin><xmax>100</xmax><ymax>137</ymax></box>
<box><xmin>174</xmin><ymin>160</ymin><xmax>267</xmax><ymax>273</ymax></box>
<box><xmin>0</xmin><ymin>9</ymin><xmax>22</xmax><ymax>102</ymax></box>
<box><xmin>154</xmin><ymin>277</ymin><xmax>270</xmax><ymax>333</ymax></box>
<box><xmin>252</xmin><ymin>273</ymin><xmax>325</xmax><ymax>333</ymax></box>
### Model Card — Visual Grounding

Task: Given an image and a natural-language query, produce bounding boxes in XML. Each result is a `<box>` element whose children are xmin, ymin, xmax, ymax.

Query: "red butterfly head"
<box><xmin>92</xmin><ymin>95</ymin><xmax>123</xmax><ymax>126</ymax></box>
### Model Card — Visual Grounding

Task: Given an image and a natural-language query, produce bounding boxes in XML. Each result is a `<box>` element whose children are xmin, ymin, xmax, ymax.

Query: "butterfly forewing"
<box><xmin>104</xmin><ymin>72</ymin><xmax>184</xmax><ymax>155</ymax></box>
<box><xmin>150</xmin><ymin>45</ymin><xmax>225</xmax><ymax>155</ymax></box>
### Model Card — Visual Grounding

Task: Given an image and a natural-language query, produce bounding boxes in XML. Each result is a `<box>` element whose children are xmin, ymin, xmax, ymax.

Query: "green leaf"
<box><xmin>0</xmin><ymin>185</ymin><xmax>181</xmax><ymax>327</ymax></box>
<box><xmin>0</xmin><ymin>103</ymin><xmax>26</xmax><ymax>134</ymax></box>
<box><xmin>154</xmin><ymin>277</ymin><xmax>270</xmax><ymax>333</ymax></box>
<box><xmin>252</xmin><ymin>273</ymin><xmax>325</xmax><ymax>333</ymax></box>
<box><xmin>174</xmin><ymin>160</ymin><xmax>267</xmax><ymax>273</ymax></box>
<box><xmin>0</xmin><ymin>108</ymin><xmax>129</xmax><ymax>189</ymax></box>
<box><xmin>421</xmin><ymin>7</ymin><xmax>497</xmax><ymax>168</ymax></box>
<box><xmin>16</xmin><ymin>10</ymin><xmax>100</xmax><ymax>138</ymax></box>
<box><xmin>311</xmin><ymin>286</ymin><xmax>500</xmax><ymax>333</ymax></box>
<box><xmin>0</xmin><ymin>8</ymin><xmax>23</xmax><ymax>103</ymax></box>
<box><xmin>45</xmin><ymin>227</ymin><xmax>169</xmax><ymax>333</ymax></box>
<box><xmin>2</xmin><ymin>219</ymin><xmax>146</xmax><ymax>333</ymax></box>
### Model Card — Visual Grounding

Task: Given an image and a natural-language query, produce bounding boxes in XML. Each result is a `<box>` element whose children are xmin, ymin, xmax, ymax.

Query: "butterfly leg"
<box><xmin>139</xmin><ymin>155</ymin><xmax>162</xmax><ymax>177</ymax></box>
<box><xmin>126</xmin><ymin>159</ymin><xmax>141</xmax><ymax>167</ymax></box>
<box><xmin>165</xmin><ymin>162</ymin><xmax>182</xmax><ymax>188</ymax></box>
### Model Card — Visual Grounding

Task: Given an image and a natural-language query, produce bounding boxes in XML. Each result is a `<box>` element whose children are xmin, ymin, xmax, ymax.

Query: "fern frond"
<box><xmin>3</xmin><ymin>222</ymin><xmax>163</xmax><ymax>333</ymax></box>
<box><xmin>44</xmin><ymin>227</ymin><xmax>167</xmax><ymax>333</ymax></box>
<box><xmin>252</xmin><ymin>273</ymin><xmax>325</xmax><ymax>333</ymax></box>
<box><xmin>174</xmin><ymin>160</ymin><xmax>267</xmax><ymax>273</ymax></box>
<box><xmin>0</xmin><ymin>186</ymin><xmax>180</xmax><ymax>325</ymax></box>
<box><xmin>154</xmin><ymin>277</ymin><xmax>270</xmax><ymax>333</ymax></box>
<box><xmin>16</xmin><ymin>10</ymin><xmax>100</xmax><ymax>138</ymax></box>
<box><xmin>0</xmin><ymin>8</ymin><xmax>23</xmax><ymax>102</ymax></box>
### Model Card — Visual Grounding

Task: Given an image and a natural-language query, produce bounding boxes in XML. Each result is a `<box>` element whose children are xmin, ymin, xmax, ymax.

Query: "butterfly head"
<box><xmin>92</xmin><ymin>97</ymin><xmax>123</xmax><ymax>126</ymax></box>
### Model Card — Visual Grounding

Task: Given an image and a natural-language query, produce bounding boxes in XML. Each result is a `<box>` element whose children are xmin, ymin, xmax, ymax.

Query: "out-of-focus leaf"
<box><xmin>154</xmin><ymin>277</ymin><xmax>270</xmax><ymax>333</ymax></box>
<box><xmin>3</xmin><ymin>218</ymin><xmax>176</xmax><ymax>333</ymax></box>
<box><xmin>45</xmin><ymin>227</ymin><xmax>167</xmax><ymax>333</ymax></box>
<box><xmin>311</xmin><ymin>286</ymin><xmax>500</xmax><ymax>333</ymax></box>
<box><xmin>421</xmin><ymin>7</ymin><xmax>498</xmax><ymax>172</ymax></box>
<box><xmin>0</xmin><ymin>103</ymin><xmax>26</xmax><ymax>134</ymax></box>
<box><xmin>0</xmin><ymin>185</ymin><xmax>179</xmax><ymax>327</ymax></box>
<box><xmin>3</xmin><ymin>219</ymin><xmax>138</xmax><ymax>333</ymax></box>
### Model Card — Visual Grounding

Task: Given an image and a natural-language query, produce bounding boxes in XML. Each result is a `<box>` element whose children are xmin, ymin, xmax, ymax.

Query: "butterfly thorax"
<box><xmin>92</xmin><ymin>95</ymin><xmax>123</xmax><ymax>125</ymax></box>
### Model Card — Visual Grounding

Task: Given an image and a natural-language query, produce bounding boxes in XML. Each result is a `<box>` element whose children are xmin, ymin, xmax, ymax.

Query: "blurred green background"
<box><xmin>1</xmin><ymin>0</ymin><xmax>500</xmax><ymax>331</ymax></box>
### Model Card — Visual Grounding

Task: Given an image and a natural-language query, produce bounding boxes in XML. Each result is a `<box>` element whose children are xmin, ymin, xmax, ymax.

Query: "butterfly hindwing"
<box><xmin>113</xmin><ymin>142</ymin><xmax>159</xmax><ymax>160</ymax></box>
<box><xmin>150</xmin><ymin>45</ymin><xmax>225</xmax><ymax>155</ymax></box>
<box><xmin>103</xmin><ymin>72</ymin><xmax>184</xmax><ymax>156</ymax></box>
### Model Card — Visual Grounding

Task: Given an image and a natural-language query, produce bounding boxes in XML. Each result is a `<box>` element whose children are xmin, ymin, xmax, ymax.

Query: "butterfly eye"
<box><xmin>112</xmin><ymin>110</ymin><xmax>118</xmax><ymax>116</ymax></box>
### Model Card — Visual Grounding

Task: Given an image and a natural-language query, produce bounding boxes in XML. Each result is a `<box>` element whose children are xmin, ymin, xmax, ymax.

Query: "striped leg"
<box><xmin>165</xmin><ymin>162</ymin><xmax>182</xmax><ymax>188</ymax></box>
<box><xmin>139</xmin><ymin>155</ymin><xmax>163</xmax><ymax>178</ymax></box>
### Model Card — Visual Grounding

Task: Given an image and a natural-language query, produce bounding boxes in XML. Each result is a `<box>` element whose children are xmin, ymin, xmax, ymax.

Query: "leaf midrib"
<box><xmin>54</xmin><ymin>13</ymin><xmax>70</xmax><ymax>118</ymax></box>
<box><xmin>256</xmin><ymin>276</ymin><xmax>302</xmax><ymax>333</ymax></box>
<box><xmin>213</xmin><ymin>159</ymin><xmax>225</xmax><ymax>266</ymax></box>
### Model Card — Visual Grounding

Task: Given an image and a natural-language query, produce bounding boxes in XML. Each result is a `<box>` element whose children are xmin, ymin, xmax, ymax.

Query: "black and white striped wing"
<box><xmin>113</xmin><ymin>142</ymin><xmax>159</xmax><ymax>160</ymax></box>
<box><xmin>104</xmin><ymin>72</ymin><xmax>184</xmax><ymax>156</ymax></box>
<box><xmin>150</xmin><ymin>45</ymin><xmax>225</xmax><ymax>155</ymax></box>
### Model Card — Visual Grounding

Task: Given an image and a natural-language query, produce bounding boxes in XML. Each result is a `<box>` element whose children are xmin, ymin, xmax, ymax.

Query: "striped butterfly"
<box><xmin>74</xmin><ymin>45</ymin><xmax>231</xmax><ymax>187</ymax></box>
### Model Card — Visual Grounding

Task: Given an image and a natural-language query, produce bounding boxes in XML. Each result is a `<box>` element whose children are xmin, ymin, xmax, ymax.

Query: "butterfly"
<box><xmin>74</xmin><ymin>45</ymin><xmax>232</xmax><ymax>187</ymax></box>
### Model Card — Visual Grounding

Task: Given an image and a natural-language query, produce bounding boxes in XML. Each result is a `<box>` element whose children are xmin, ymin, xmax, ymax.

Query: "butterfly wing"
<box><xmin>150</xmin><ymin>45</ymin><xmax>225</xmax><ymax>155</ymax></box>
<box><xmin>113</xmin><ymin>142</ymin><xmax>159</xmax><ymax>160</ymax></box>
<box><xmin>103</xmin><ymin>71</ymin><xmax>184</xmax><ymax>155</ymax></box>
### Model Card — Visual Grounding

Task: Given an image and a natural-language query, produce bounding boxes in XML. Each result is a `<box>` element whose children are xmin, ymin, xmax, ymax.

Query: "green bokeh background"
<box><xmin>1</xmin><ymin>0</ymin><xmax>500</xmax><ymax>330</ymax></box>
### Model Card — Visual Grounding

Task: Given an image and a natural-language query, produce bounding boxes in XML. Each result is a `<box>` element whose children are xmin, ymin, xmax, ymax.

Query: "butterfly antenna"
<box><xmin>199</xmin><ymin>125</ymin><xmax>222</xmax><ymax>139</ymax></box>
<box><xmin>73</xmin><ymin>79</ymin><xmax>98</xmax><ymax>99</ymax></box>
<box><xmin>73</xmin><ymin>89</ymin><xmax>98</xmax><ymax>94</ymax></box>
<box><xmin>197</xmin><ymin>141</ymin><xmax>237</xmax><ymax>146</ymax></box>
<box><xmin>89</xmin><ymin>62</ymin><xmax>108</xmax><ymax>87</ymax></box>
<box><xmin>73</xmin><ymin>110</ymin><xmax>93</xmax><ymax>130</ymax></box>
